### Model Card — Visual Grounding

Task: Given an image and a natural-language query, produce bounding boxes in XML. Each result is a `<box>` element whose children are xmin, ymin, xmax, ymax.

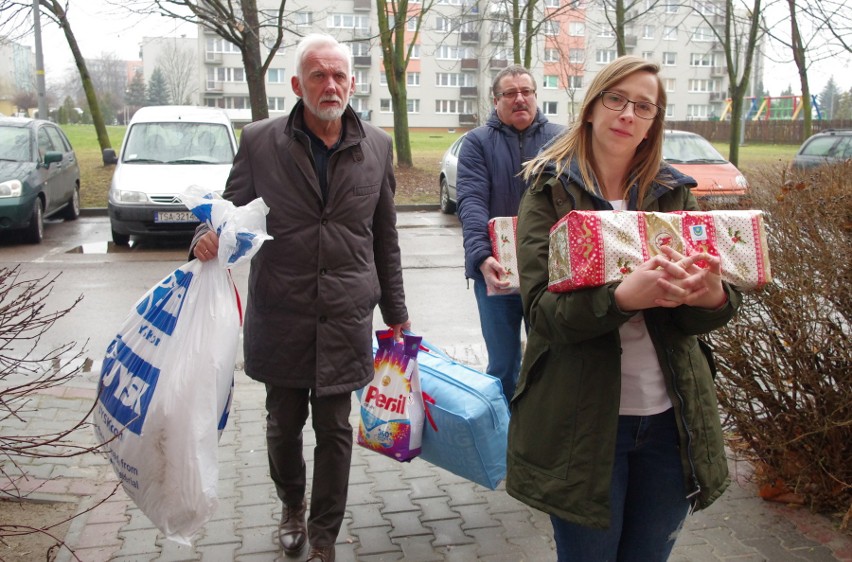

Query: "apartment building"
<box><xmin>0</xmin><ymin>39</ymin><xmax>35</xmax><ymax>116</ymax></box>
<box><xmin>141</xmin><ymin>0</ymin><xmax>762</xmax><ymax>128</ymax></box>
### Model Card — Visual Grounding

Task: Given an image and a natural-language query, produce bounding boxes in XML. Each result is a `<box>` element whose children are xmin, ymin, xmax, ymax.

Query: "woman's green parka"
<box><xmin>506</xmin><ymin>160</ymin><xmax>741</xmax><ymax>529</ymax></box>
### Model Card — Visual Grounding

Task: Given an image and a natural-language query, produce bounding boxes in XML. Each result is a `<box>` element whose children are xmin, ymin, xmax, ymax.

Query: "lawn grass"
<box><xmin>62</xmin><ymin>123</ymin><xmax>798</xmax><ymax>208</ymax></box>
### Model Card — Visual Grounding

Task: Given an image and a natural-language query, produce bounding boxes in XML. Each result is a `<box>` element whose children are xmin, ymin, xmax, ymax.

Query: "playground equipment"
<box><xmin>719</xmin><ymin>95</ymin><xmax>822</xmax><ymax>121</ymax></box>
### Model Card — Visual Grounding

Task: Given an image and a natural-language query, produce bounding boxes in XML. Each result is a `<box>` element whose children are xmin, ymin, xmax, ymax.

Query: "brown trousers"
<box><xmin>265</xmin><ymin>385</ymin><xmax>352</xmax><ymax>548</ymax></box>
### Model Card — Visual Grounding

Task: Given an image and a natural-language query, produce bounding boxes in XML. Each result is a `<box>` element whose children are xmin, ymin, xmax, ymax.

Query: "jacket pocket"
<box><xmin>353</xmin><ymin>183</ymin><xmax>380</xmax><ymax>196</ymax></box>
<box><xmin>509</xmin><ymin>344</ymin><xmax>582</xmax><ymax>478</ymax></box>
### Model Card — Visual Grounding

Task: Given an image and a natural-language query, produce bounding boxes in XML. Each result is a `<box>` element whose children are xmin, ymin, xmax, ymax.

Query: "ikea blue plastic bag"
<box><xmin>371</xmin><ymin>336</ymin><xmax>510</xmax><ymax>489</ymax></box>
<box><xmin>93</xmin><ymin>186</ymin><xmax>270</xmax><ymax>545</ymax></box>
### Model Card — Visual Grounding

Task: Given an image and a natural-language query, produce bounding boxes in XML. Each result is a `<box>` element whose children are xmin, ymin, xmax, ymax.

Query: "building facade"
<box><xmin>0</xmin><ymin>39</ymin><xmax>35</xmax><ymax>116</ymax></box>
<box><xmin>140</xmin><ymin>0</ymin><xmax>762</xmax><ymax>128</ymax></box>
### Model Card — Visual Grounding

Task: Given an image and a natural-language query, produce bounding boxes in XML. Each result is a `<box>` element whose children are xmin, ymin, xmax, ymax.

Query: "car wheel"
<box><xmin>440</xmin><ymin>177</ymin><xmax>456</xmax><ymax>214</ymax></box>
<box><xmin>62</xmin><ymin>186</ymin><xmax>81</xmax><ymax>221</ymax></box>
<box><xmin>112</xmin><ymin>228</ymin><xmax>130</xmax><ymax>246</ymax></box>
<box><xmin>25</xmin><ymin>198</ymin><xmax>44</xmax><ymax>244</ymax></box>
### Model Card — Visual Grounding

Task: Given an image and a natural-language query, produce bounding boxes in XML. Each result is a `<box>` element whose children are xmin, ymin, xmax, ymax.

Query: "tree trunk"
<box><xmin>240</xmin><ymin>0</ymin><xmax>269</xmax><ymax>121</ymax></box>
<box><xmin>48</xmin><ymin>0</ymin><xmax>111</xmax><ymax>151</ymax></box>
<box><xmin>788</xmin><ymin>0</ymin><xmax>811</xmax><ymax>138</ymax></box>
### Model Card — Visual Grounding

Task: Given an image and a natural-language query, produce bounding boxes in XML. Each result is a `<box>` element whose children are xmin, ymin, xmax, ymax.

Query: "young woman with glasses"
<box><xmin>505</xmin><ymin>55</ymin><xmax>741</xmax><ymax>561</ymax></box>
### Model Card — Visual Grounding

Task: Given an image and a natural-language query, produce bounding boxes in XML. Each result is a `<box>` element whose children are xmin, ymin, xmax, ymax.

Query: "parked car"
<box><xmin>104</xmin><ymin>106</ymin><xmax>238</xmax><ymax>246</ymax></box>
<box><xmin>789</xmin><ymin>129</ymin><xmax>852</xmax><ymax>171</ymax></box>
<box><xmin>0</xmin><ymin>116</ymin><xmax>80</xmax><ymax>243</ymax></box>
<box><xmin>438</xmin><ymin>133</ymin><xmax>466</xmax><ymax>214</ymax></box>
<box><xmin>663</xmin><ymin>130</ymin><xmax>749</xmax><ymax>206</ymax></box>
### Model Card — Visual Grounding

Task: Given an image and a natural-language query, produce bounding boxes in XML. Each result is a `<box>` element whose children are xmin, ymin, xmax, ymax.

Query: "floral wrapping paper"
<box><xmin>487</xmin><ymin>216</ymin><xmax>521</xmax><ymax>295</ymax></box>
<box><xmin>548</xmin><ymin>210</ymin><xmax>772</xmax><ymax>292</ymax></box>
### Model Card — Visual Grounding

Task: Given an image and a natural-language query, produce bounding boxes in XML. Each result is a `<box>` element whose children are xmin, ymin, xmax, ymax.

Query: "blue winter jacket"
<box><xmin>456</xmin><ymin>109</ymin><xmax>564</xmax><ymax>280</ymax></box>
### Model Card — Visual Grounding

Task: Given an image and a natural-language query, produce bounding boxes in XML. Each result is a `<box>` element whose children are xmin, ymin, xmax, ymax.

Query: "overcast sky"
<box><xmin>26</xmin><ymin>1</ymin><xmax>851</xmax><ymax>100</ymax></box>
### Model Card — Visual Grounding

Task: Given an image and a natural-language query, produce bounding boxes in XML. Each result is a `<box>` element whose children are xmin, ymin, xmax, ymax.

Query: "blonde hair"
<box><xmin>523</xmin><ymin>56</ymin><xmax>667</xmax><ymax>205</ymax></box>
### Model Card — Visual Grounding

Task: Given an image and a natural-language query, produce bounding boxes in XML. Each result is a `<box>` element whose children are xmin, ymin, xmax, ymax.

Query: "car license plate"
<box><xmin>155</xmin><ymin>211</ymin><xmax>199</xmax><ymax>223</ymax></box>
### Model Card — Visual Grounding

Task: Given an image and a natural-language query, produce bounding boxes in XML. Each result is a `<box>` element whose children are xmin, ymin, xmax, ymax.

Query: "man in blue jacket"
<box><xmin>456</xmin><ymin>65</ymin><xmax>563</xmax><ymax>402</ymax></box>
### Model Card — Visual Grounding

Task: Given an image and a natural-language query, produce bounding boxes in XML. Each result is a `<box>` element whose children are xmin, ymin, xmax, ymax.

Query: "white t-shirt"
<box><xmin>610</xmin><ymin>200</ymin><xmax>673</xmax><ymax>416</ymax></box>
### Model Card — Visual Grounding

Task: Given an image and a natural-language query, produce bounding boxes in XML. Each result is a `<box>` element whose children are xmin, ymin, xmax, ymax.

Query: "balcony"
<box><xmin>354</xmin><ymin>83</ymin><xmax>371</xmax><ymax>96</ymax></box>
<box><xmin>459</xmin><ymin>114</ymin><xmax>478</xmax><ymax>126</ymax></box>
<box><xmin>711</xmin><ymin>65</ymin><xmax>727</xmax><ymax>76</ymax></box>
<box><xmin>624</xmin><ymin>35</ymin><xmax>637</xmax><ymax>47</ymax></box>
<box><xmin>460</xmin><ymin>86</ymin><xmax>478</xmax><ymax>98</ymax></box>
<box><xmin>709</xmin><ymin>91</ymin><xmax>724</xmax><ymax>101</ymax></box>
<box><xmin>461</xmin><ymin>58</ymin><xmax>479</xmax><ymax>70</ymax></box>
<box><xmin>206</xmin><ymin>81</ymin><xmax>223</xmax><ymax>93</ymax></box>
<box><xmin>204</xmin><ymin>52</ymin><xmax>222</xmax><ymax>64</ymax></box>
<box><xmin>354</xmin><ymin>27</ymin><xmax>371</xmax><ymax>39</ymax></box>
<box><xmin>461</xmin><ymin>32</ymin><xmax>480</xmax><ymax>44</ymax></box>
<box><xmin>491</xmin><ymin>31</ymin><xmax>508</xmax><ymax>43</ymax></box>
<box><xmin>489</xmin><ymin>58</ymin><xmax>508</xmax><ymax>69</ymax></box>
<box><xmin>353</xmin><ymin>56</ymin><xmax>372</xmax><ymax>67</ymax></box>
<box><xmin>354</xmin><ymin>0</ymin><xmax>371</xmax><ymax>11</ymax></box>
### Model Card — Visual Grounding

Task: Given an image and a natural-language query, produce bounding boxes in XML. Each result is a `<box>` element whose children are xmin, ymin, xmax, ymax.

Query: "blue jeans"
<box><xmin>551</xmin><ymin>409</ymin><xmax>690</xmax><ymax>562</ymax></box>
<box><xmin>473</xmin><ymin>279</ymin><xmax>527</xmax><ymax>401</ymax></box>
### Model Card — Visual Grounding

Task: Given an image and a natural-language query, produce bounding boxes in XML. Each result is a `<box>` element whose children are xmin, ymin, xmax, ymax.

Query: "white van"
<box><xmin>103</xmin><ymin>106</ymin><xmax>238</xmax><ymax>246</ymax></box>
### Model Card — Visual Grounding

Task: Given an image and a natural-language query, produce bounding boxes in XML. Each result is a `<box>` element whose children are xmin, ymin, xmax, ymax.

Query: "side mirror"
<box><xmin>103</xmin><ymin>148</ymin><xmax>117</xmax><ymax>165</ymax></box>
<box><xmin>43</xmin><ymin>151</ymin><xmax>63</xmax><ymax>167</ymax></box>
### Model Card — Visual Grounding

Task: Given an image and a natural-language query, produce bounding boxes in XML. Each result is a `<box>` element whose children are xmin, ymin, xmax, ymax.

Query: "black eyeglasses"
<box><xmin>496</xmin><ymin>88</ymin><xmax>537</xmax><ymax>99</ymax></box>
<box><xmin>599</xmin><ymin>91</ymin><xmax>662</xmax><ymax>120</ymax></box>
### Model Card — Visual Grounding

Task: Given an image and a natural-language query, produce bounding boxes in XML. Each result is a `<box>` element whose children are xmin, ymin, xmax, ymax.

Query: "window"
<box><xmin>294</xmin><ymin>11</ymin><xmax>312</xmax><ymax>26</ymax></box>
<box><xmin>410</xmin><ymin>44</ymin><xmax>421</xmax><ymax>59</ymax></box>
<box><xmin>351</xmin><ymin>42</ymin><xmax>370</xmax><ymax>57</ymax></box>
<box><xmin>642</xmin><ymin>25</ymin><xmax>654</xmax><ymax>39</ymax></box>
<box><xmin>569</xmin><ymin>48</ymin><xmax>585</xmax><ymax>63</ymax></box>
<box><xmin>407</xmin><ymin>18</ymin><xmax>419</xmax><ymax>31</ymax></box>
<box><xmin>435</xmin><ymin>73</ymin><xmax>475</xmax><ymax>86</ymax></box>
<box><xmin>544</xmin><ymin>20</ymin><xmax>560</xmax><ymax>35</ymax></box>
<box><xmin>267</xmin><ymin>68</ymin><xmax>286</xmax><ymax>83</ymax></box>
<box><xmin>435</xmin><ymin>99</ymin><xmax>474</xmax><ymax>113</ymax></box>
<box><xmin>379</xmin><ymin>73</ymin><xmax>387</xmax><ymax>86</ymax></box>
<box><xmin>542</xmin><ymin>101</ymin><xmax>558</xmax><ymax>115</ymax></box>
<box><xmin>435</xmin><ymin>45</ymin><xmax>472</xmax><ymax>59</ymax></box>
<box><xmin>567</xmin><ymin>75</ymin><xmax>583</xmax><ymax>89</ymax></box>
<box><xmin>642</xmin><ymin>51</ymin><xmax>654</xmax><ymax>60</ymax></box>
<box><xmin>598</xmin><ymin>27</ymin><xmax>615</xmax><ymax>38</ymax></box>
<box><xmin>688</xmin><ymin>79</ymin><xmax>717</xmax><ymax>92</ymax></box>
<box><xmin>569</xmin><ymin>22</ymin><xmax>585</xmax><ymax>36</ymax></box>
<box><xmin>690</xmin><ymin>53</ymin><xmax>713</xmax><ymax>66</ymax></box>
<box><xmin>268</xmin><ymin>97</ymin><xmax>286</xmax><ymax>111</ymax></box>
<box><xmin>691</xmin><ymin>26</ymin><xmax>715</xmax><ymax>42</ymax></box>
<box><xmin>664</xmin><ymin>78</ymin><xmax>676</xmax><ymax>92</ymax></box>
<box><xmin>435</xmin><ymin>16</ymin><xmax>454</xmax><ymax>32</ymax></box>
<box><xmin>328</xmin><ymin>13</ymin><xmax>369</xmax><ymax>29</ymax></box>
<box><xmin>543</xmin><ymin>75</ymin><xmax>559</xmax><ymax>89</ymax></box>
<box><xmin>380</xmin><ymin>99</ymin><xmax>392</xmax><ymax>112</ymax></box>
<box><xmin>663</xmin><ymin>26</ymin><xmax>677</xmax><ymax>41</ymax></box>
<box><xmin>407</xmin><ymin>72</ymin><xmax>420</xmax><ymax>86</ymax></box>
<box><xmin>407</xmin><ymin>99</ymin><xmax>420</xmax><ymax>113</ymax></box>
<box><xmin>666</xmin><ymin>104</ymin><xmax>675</xmax><ymax>118</ymax></box>
<box><xmin>544</xmin><ymin>49</ymin><xmax>560</xmax><ymax>62</ymax></box>
<box><xmin>664</xmin><ymin>1</ymin><xmax>678</xmax><ymax>13</ymax></box>
<box><xmin>687</xmin><ymin>104</ymin><xmax>710</xmax><ymax>120</ymax></box>
<box><xmin>662</xmin><ymin>52</ymin><xmax>676</xmax><ymax>65</ymax></box>
<box><xmin>544</xmin><ymin>0</ymin><xmax>560</xmax><ymax>7</ymax></box>
<box><xmin>596</xmin><ymin>50</ymin><xmax>617</xmax><ymax>64</ymax></box>
<box><xmin>349</xmin><ymin>97</ymin><xmax>368</xmax><ymax>112</ymax></box>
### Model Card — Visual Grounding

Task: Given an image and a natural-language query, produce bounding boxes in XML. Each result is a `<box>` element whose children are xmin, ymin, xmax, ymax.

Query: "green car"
<box><xmin>0</xmin><ymin>117</ymin><xmax>81</xmax><ymax>243</ymax></box>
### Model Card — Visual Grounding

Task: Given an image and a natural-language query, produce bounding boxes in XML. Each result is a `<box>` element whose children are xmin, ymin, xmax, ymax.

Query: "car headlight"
<box><xmin>735</xmin><ymin>175</ymin><xmax>749</xmax><ymax>188</ymax></box>
<box><xmin>0</xmin><ymin>180</ymin><xmax>23</xmax><ymax>198</ymax></box>
<box><xmin>109</xmin><ymin>189</ymin><xmax>149</xmax><ymax>204</ymax></box>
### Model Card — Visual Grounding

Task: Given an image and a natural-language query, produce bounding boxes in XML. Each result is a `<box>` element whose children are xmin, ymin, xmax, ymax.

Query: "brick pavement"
<box><xmin>2</xmin><ymin>351</ymin><xmax>851</xmax><ymax>562</ymax></box>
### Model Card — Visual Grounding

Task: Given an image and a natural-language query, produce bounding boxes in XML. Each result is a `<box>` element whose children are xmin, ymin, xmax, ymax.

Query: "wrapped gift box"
<box><xmin>548</xmin><ymin>210</ymin><xmax>772</xmax><ymax>292</ymax></box>
<box><xmin>487</xmin><ymin>216</ymin><xmax>520</xmax><ymax>295</ymax></box>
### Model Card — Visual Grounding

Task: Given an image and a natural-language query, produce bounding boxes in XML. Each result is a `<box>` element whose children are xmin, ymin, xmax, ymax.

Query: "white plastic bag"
<box><xmin>93</xmin><ymin>186</ymin><xmax>270</xmax><ymax>544</ymax></box>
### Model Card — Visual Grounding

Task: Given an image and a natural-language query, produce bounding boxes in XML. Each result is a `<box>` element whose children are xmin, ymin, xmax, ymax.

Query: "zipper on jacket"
<box><xmin>650</xmin><ymin>321</ymin><xmax>703</xmax><ymax>508</ymax></box>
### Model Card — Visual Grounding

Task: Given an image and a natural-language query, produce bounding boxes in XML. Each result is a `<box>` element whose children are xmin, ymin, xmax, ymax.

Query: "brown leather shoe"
<box><xmin>306</xmin><ymin>544</ymin><xmax>335</xmax><ymax>562</ymax></box>
<box><xmin>277</xmin><ymin>499</ymin><xmax>307</xmax><ymax>555</ymax></box>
